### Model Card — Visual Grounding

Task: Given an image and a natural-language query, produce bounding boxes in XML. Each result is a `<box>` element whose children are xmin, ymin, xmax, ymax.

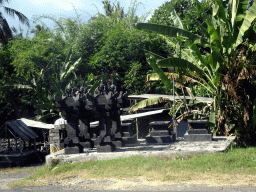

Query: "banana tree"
<box><xmin>135</xmin><ymin>0</ymin><xmax>256</xmax><ymax>136</ymax></box>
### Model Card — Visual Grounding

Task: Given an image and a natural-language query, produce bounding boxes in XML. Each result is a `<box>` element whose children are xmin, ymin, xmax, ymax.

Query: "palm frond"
<box><xmin>4</xmin><ymin>7</ymin><xmax>30</xmax><ymax>27</ymax></box>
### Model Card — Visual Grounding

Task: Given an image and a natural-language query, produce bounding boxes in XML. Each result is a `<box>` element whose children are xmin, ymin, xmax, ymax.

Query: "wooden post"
<box><xmin>135</xmin><ymin>99</ymin><xmax>139</xmax><ymax>140</ymax></box>
<box><xmin>33</xmin><ymin>139</ymin><xmax>36</xmax><ymax>151</ymax></box>
<box><xmin>8</xmin><ymin>136</ymin><xmax>10</xmax><ymax>151</ymax></box>
<box><xmin>15</xmin><ymin>137</ymin><xmax>18</xmax><ymax>151</ymax></box>
<box><xmin>42</xmin><ymin>129</ymin><xmax>46</xmax><ymax>147</ymax></box>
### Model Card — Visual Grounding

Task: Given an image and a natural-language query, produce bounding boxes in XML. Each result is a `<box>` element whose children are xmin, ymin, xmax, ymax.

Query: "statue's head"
<box><xmin>65</xmin><ymin>86</ymin><xmax>72</xmax><ymax>96</ymax></box>
<box><xmin>79</xmin><ymin>86</ymin><xmax>86</xmax><ymax>95</ymax></box>
<box><xmin>103</xmin><ymin>83</ymin><xmax>109</xmax><ymax>94</ymax></box>
<box><xmin>109</xmin><ymin>83</ymin><xmax>116</xmax><ymax>93</ymax></box>
<box><xmin>98</xmin><ymin>82</ymin><xmax>104</xmax><ymax>93</ymax></box>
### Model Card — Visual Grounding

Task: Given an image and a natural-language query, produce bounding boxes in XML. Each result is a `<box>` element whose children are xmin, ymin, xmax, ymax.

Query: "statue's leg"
<box><xmin>79</xmin><ymin>118</ymin><xmax>90</xmax><ymax>140</ymax></box>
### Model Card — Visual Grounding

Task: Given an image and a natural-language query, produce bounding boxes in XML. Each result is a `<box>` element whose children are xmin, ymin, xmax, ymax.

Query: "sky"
<box><xmin>1</xmin><ymin>0</ymin><xmax>168</xmax><ymax>38</ymax></box>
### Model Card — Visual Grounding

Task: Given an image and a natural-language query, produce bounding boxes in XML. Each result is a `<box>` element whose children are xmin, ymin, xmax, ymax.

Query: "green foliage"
<box><xmin>0</xmin><ymin>87</ymin><xmax>36</xmax><ymax>126</ymax></box>
<box><xmin>0</xmin><ymin>44</ymin><xmax>36</xmax><ymax>126</ymax></box>
<box><xmin>76</xmin><ymin>0</ymin><xmax>172</xmax><ymax>94</ymax></box>
<box><xmin>0</xmin><ymin>44</ymin><xmax>13</xmax><ymax>84</ymax></box>
<box><xmin>9</xmin><ymin>32</ymin><xmax>65</xmax><ymax>81</ymax></box>
<box><xmin>189</xmin><ymin>84</ymin><xmax>212</xmax><ymax>98</ymax></box>
<box><xmin>137</xmin><ymin>0</ymin><xmax>256</xmax><ymax>145</ymax></box>
<box><xmin>149</xmin><ymin>0</ymin><xmax>211</xmax><ymax>36</ymax></box>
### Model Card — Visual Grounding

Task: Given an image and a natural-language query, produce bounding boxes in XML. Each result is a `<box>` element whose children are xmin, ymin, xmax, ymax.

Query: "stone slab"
<box><xmin>149</xmin><ymin>130</ymin><xmax>169</xmax><ymax>136</ymax></box>
<box><xmin>97</xmin><ymin>144</ymin><xmax>116</xmax><ymax>153</ymax></box>
<box><xmin>122</xmin><ymin>134</ymin><xmax>137</xmax><ymax>144</ymax></box>
<box><xmin>149</xmin><ymin>121</ymin><xmax>171</xmax><ymax>131</ymax></box>
<box><xmin>184</xmin><ymin>132</ymin><xmax>213</xmax><ymax>142</ymax></box>
<box><xmin>46</xmin><ymin>136</ymin><xmax>236</xmax><ymax>165</ymax></box>
<box><xmin>112</xmin><ymin>140</ymin><xmax>124</xmax><ymax>148</ymax></box>
<box><xmin>188</xmin><ymin>119</ymin><xmax>208</xmax><ymax>129</ymax></box>
<box><xmin>123</xmin><ymin>132</ymin><xmax>131</xmax><ymax>137</ymax></box>
<box><xmin>187</xmin><ymin>129</ymin><xmax>209</xmax><ymax>134</ymax></box>
<box><xmin>64</xmin><ymin>146</ymin><xmax>82</xmax><ymax>154</ymax></box>
<box><xmin>80</xmin><ymin>141</ymin><xmax>93</xmax><ymax>149</ymax></box>
<box><xmin>146</xmin><ymin>134</ymin><xmax>176</xmax><ymax>143</ymax></box>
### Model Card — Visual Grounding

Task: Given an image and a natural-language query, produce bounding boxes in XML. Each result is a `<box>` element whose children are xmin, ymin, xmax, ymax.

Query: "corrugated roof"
<box><xmin>5</xmin><ymin>119</ymin><xmax>39</xmax><ymax>141</ymax></box>
<box><xmin>90</xmin><ymin>109</ymin><xmax>166</xmax><ymax>126</ymax></box>
<box><xmin>128</xmin><ymin>94</ymin><xmax>213</xmax><ymax>104</ymax></box>
<box><xmin>20</xmin><ymin>118</ymin><xmax>54</xmax><ymax>129</ymax></box>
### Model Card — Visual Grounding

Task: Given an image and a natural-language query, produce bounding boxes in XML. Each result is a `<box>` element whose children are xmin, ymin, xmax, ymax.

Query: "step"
<box><xmin>184</xmin><ymin>132</ymin><xmax>212</xmax><ymax>142</ymax></box>
<box><xmin>146</xmin><ymin>134</ymin><xmax>176</xmax><ymax>144</ymax></box>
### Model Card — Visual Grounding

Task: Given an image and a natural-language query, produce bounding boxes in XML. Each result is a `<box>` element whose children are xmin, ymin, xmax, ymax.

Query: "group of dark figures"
<box><xmin>54</xmin><ymin>82</ymin><xmax>129</xmax><ymax>153</ymax></box>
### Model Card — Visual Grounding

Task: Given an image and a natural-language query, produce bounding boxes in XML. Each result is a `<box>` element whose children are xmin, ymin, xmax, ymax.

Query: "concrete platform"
<box><xmin>46</xmin><ymin>136</ymin><xmax>236</xmax><ymax>165</ymax></box>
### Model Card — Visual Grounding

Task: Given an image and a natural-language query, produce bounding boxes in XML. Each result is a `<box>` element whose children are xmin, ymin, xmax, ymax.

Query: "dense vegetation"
<box><xmin>0</xmin><ymin>0</ymin><xmax>256</xmax><ymax>146</ymax></box>
<box><xmin>137</xmin><ymin>0</ymin><xmax>256</xmax><ymax>146</ymax></box>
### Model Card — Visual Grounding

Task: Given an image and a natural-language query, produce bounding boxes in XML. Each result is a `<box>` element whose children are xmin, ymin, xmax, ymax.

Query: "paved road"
<box><xmin>2</xmin><ymin>184</ymin><xmax>256</xmax><ymax>192</ymax></box>
<box><xmin>1</xmin><ymin>170</ymin><xmax>256</xmax><ymax>192</ymax></box>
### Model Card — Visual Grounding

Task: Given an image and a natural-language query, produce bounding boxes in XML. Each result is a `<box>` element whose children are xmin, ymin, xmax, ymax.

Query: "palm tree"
<box><xmin>0</xmin><ymin>0</ymin><xmax>30</xmax><ymax>45</ymax></box>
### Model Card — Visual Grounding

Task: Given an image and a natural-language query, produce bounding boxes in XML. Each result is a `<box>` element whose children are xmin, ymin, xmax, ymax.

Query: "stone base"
<box><xmin>91</xmin><ymin>138</ymin><xmax>101</xmax><ymax>147</ymax></box>
<box><xmin>121</xmin><ymin>123</ymin><xmax>133</xmax><ymax>133</ymax></box>
<box><xmin>122</xmin><ymin>132</ymin><xmax>137</xmax><ymax>144</ymax></box>
<box><xmin>146</xmin><ymin>134</ymin><xmax>176</xmax><ymax>144</ymax></box>
<box><xmin>97</xmin><ymin>144</ymin><xmax>116</xmax><ymax>152</ymax></box>
<box><xmin>64</xmin><ymin>145</ymin><xmax>83</xmax><ymax>154</ymax></box>
<box><xmin>187</xmin><ymin>119</ymin><xmax>208</xmax><ymax>129</ymax></box>
<box><xmin>187</xmin><ymin>128</ymin><xmax>209</xmax><ymax>134</ymax></box>
<box><xmin>112</xmin><ymin>140</ymin><xmax>124</xmax><ymax>147</ymax></box>
<box><xmin>149</xmin><ymin>130</ymin><xmax>169</xmax><ymax>136</ymax></box>
<box><xmin>80</xmin><ymin>141</ymin><xmax>94</xmax><ymax>149</ymax></box>
<box><xmin>184</xmin><ymin>132</ymin><xmax>212</xmax><ymax>142</ymax></box>
<box><xmin>149</xmin><ymin>121</ymin><xmax>172</xmax><ymax>132</ymax></box>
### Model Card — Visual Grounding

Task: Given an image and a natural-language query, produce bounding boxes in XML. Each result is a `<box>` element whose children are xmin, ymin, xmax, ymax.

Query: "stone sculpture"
<box><xmin>54</xmin><ymin>82</ymin><xmax>129</xmax><ymax>153</ymax></box>
<box><xmin>184</xmin><ymin>119</ymin><xmax>212</xmax><ymax>141</ymax></box>
<box><xmin>54</xmin><ymin>86</ymin><xmax>83</xmax><ymax>154</ymax></box>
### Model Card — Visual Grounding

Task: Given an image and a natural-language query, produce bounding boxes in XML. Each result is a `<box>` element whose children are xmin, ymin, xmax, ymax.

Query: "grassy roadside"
<box><xmin>7</xmin><ymin>146</ymin><xmax>256</xmax><ymax>187</ymax></box>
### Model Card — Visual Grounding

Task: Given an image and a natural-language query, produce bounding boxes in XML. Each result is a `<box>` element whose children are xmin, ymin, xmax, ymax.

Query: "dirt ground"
<box><xmin>1</xmin><ymin>166</ymin><xmax>256</xmax><ymax>192</ymax></box>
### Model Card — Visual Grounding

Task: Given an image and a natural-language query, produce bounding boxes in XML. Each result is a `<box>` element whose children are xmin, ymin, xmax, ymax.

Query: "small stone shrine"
<box><xmin>53</xmin><ymin>82</ymin><xmax>129</xmax><ymax>153</ymax></box>
<box><xmin>146</xmin><ymin>120</ymin><xmax>176</xmax><ymax>143</ymax></box>
<box><xmin>121</xmin><ymin>121</ymin><xmax>137</xmax><ymax>145</ymax></box>
<box><xmin>184</xmin><ymin>119</ymin><xmax>212</xmax><ymax>142</ymax></box>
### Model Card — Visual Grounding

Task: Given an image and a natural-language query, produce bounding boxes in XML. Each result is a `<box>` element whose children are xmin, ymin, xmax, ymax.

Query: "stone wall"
<box><xmin>49</xmin><ymin>125</ymin><xmax>65</xmax><ymax>154</ymax></box>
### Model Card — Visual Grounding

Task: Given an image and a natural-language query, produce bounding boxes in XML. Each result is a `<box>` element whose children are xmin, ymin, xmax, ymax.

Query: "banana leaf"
<box><xmin>88</xmin><ymin>78</ymin><xmax>102</xmax><ymax>93</ymax></box>
<box><xmin>235</xmin><ymin>0</ymin><xmax>256</xmax><ymax>48</ymax></box>
<box><xmin>136</xmin><ymin>23</ymin><xmax>207</xmax><ymax>45</ymax></box>
<box><xmin>145</xmin><ymin>51</ymin><xmax>173</xmax><ymax>90</ymax></box>
<box><xmin>207</xmin><ymin>111</ymin><xmax>216</xmax><ymax>127</ymax></box>
<box><xmin>128</xmin><ymin>97</ymin><xmax>169</xmax><ymax>113</ymax></box>
<box><xmin>147</xmin><ymin>72</ymin><xmax>198</xmax><ymax>84</ymax></box>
